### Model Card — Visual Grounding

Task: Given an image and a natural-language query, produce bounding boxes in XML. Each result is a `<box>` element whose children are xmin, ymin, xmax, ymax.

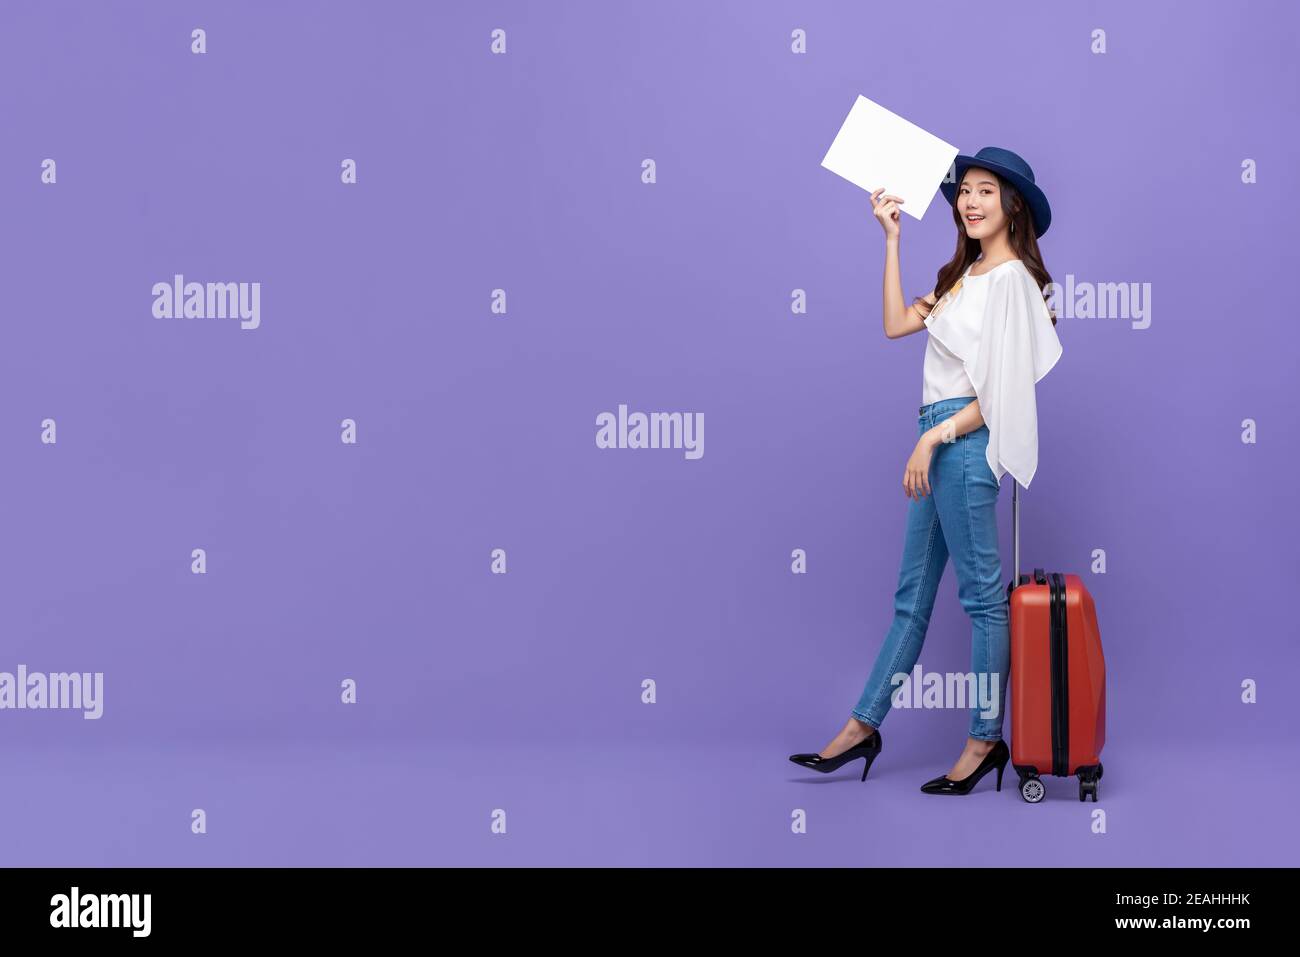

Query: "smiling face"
<box><xmin>957</xmin><ymin>166</ymin><xmax>1007</xmax><ymax>240</ymax></box>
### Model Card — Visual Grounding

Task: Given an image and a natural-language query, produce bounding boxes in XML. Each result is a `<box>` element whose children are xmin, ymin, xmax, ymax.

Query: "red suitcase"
<box><xmin>1006</xmin><ymin>484</ymin><xmax>1106</xmax><ymax>803</ymax></box>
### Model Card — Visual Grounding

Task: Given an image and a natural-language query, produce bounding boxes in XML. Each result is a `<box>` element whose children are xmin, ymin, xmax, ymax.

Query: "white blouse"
<box><xmin>920</xmin><ymin>258</ymin><xmax>1063</xmax><ymax>489</ymax></box>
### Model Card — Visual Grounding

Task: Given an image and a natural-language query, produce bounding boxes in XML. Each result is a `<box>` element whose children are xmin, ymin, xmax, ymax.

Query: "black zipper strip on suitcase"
<box><xmin>1049</xmin><ymin>573</ymin><xmax>1070</xmax><ymax>776</ymax></box>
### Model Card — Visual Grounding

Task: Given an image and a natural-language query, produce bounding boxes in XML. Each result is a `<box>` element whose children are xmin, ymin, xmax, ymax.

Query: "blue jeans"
<box><xmin>851</xmin><ymin>396</ymin><xmax>1010</xmax><ymax>741</ymax></box>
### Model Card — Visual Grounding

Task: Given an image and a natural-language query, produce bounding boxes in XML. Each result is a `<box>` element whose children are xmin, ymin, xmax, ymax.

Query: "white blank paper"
<box><xmin>820</xmin><ymin>95</ymin><xmax>959</xmax><ymax>221</ymax></box>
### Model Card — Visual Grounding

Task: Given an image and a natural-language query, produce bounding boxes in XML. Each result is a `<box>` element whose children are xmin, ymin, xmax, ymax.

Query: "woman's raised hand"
<box><xmin>870</xmin><ymin>187</ymin><xmax>905</xmax><ymax>238</ymax></box>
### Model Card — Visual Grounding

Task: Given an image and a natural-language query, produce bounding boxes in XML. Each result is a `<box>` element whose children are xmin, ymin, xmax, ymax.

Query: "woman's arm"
<box><xmin>927</xmin><ymin>399</ymin><xmax>985</xmax><ymax>446</ymax></box>
<box><xmin>871</xmin><ymin>189</ymin><xmax>933</xmax><ymax>339</ymax></box>
<box><xmin>903</xmin><ymin>400</ymin><xmax>987</xmax><ymax>498</ymax></box>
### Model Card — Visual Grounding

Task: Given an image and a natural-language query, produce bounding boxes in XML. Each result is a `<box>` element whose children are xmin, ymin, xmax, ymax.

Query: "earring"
<box><xmin>1011</xmin><ymin>221</ymin><xmax>1016</xmax><ymax>234</ymax></box>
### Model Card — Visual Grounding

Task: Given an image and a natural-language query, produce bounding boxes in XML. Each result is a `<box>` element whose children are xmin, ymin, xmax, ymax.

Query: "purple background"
<box><xmin>1</xmin><ymin>0</ymin><xmax>1295</xmax><ymax>866</ymax></box>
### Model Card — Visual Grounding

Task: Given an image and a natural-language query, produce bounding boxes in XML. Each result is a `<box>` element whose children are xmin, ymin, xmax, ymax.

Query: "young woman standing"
<box><xmin>790</xmin><ymin>147</ymin><xmax>1063</xmax><ymax>795</ymax></box>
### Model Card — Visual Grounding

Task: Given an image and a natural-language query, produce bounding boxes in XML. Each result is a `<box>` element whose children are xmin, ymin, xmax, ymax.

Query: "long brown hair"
<box><xmin>913</xmin><ymin>171</ymin><xmax>1056</xmax><ymax>325</ymax></box>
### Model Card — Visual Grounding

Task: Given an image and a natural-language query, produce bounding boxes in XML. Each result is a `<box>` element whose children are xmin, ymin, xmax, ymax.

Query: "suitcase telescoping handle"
<box><xmin>1010</xmin><ymin>482</ymin><xmax>1046</xmax><ymax>590</ymax></box>
<box><xmin>1012</xmin><ymin>482</ymin><xmax>1020</xmax><ymax>587</ymax></box>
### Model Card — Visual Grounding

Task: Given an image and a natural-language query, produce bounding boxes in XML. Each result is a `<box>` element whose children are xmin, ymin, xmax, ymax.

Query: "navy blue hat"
<box><xmin>940</xmin><ymin>146</ymin><xmax>1051</xmax><ymax>238</ymax></box>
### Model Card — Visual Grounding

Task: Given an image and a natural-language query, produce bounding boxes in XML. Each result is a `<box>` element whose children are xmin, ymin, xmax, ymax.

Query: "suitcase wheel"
<box><xmin>1019</xmin><ymin>775</ymin><xmax>1045</xmax><ymax>804</ymax></box>
<box><xmin>1077</xmin><ymin>765</ymin><xmax>1102</xmax><ymax>802</ymax></box>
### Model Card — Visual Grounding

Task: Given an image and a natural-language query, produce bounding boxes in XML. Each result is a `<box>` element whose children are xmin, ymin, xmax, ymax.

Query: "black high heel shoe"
<box><xmin>919</xmin><ymin>739</ymin><xmax>1009</xmax><ymax>795</ymax></box>
<box><xmin>789</xmin><ymin>729</ymin><xmax>882</xmax><ymax>781</ymax></box>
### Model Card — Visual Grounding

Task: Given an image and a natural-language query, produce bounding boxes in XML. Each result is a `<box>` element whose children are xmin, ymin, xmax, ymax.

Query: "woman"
<box><xmin>790</xmin><ymin>147</ymin><xmax>1063</xmax><ymax>795</ymax></box>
